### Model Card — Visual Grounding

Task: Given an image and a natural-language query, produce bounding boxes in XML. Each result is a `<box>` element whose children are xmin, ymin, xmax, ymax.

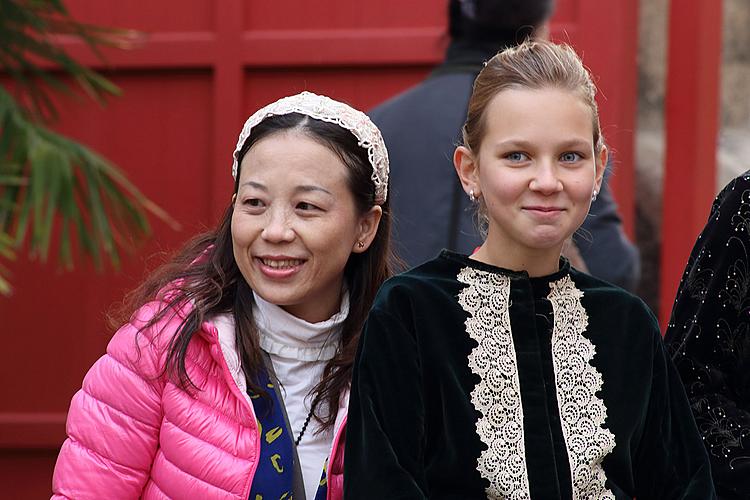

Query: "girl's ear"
<box><xmin>595</xmin><ymin>145</ymin><xmax>608</xmax><ymax>194</ymax></box>
<box><xmin>454</xmin><ymin>146</ymin><xmax>481</xmax><ymax>199</ymax></box>
<box><xmin>352</xmin><ymin>206</ymin><xmax>383</xmax><ymax>253</ymax></box>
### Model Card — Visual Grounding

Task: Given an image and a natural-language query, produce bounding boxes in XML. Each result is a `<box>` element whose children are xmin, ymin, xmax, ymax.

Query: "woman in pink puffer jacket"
<box><xmin>52</xmin><ymin>92</ymin><xmax>395</xmax><ymax>499</ymax></box>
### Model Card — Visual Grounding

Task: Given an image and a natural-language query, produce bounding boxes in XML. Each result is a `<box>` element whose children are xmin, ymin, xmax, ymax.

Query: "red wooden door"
<box><xmin>0</xmin><ymin>1</ymin><xmax>637</xmax><ymax>497</ymax></box>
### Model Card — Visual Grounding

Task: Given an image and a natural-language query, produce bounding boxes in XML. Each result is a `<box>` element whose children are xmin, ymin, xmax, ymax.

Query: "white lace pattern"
<box><xmin>232</xmin><ymin>91</ymin><xmax>389</xmax><ymax>204</ymax></box>
<box><xmin>457</xmin><ymin>267</ymin><xmax>530</xmax><ymax>500</ymax></box>
<box><xmin>547</xmin><ymin>276</ymin><xmax>616</xmax><ymax>499</ymax></box>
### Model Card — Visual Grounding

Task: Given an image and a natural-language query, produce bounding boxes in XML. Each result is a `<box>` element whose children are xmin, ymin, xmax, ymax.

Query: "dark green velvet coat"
<box><xmin>345</xmin><ymin>251</ymin><xmax>715</xmax><ymax>499</ymax></box>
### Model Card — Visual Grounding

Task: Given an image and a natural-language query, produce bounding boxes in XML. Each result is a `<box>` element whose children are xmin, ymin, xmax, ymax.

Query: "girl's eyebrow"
<box><xmin>557</xmin><ymin>139</ymin><xmax>591</xmax><ymax>150</ymax></box>
<box><xmin>493</xmin><ymin>139</ymin><xmax>534</xmax><ymax>150</ymax></box>
<box><xmin>492</xmin><ymin>138</ymin><xmax>592</xmax><ymax>150</ymax></box>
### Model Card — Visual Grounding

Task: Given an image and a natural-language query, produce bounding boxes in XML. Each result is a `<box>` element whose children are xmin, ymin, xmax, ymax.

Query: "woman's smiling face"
<box><xmin>231</xmin><ymin>129</ymin><xmax>379</xmax><ymax>323</ymax></box>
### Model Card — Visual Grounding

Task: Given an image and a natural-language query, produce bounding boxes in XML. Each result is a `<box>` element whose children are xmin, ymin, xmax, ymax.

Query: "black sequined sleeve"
<box><xmin>665</xmin><ymin>171</ymin><xmax>750</xmax><ymax>499</ymax></box>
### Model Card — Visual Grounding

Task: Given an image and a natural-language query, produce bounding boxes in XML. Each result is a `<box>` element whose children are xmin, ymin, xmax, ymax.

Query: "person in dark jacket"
<box><xmin>369</xmin><ymin>0</ymin><xmax>640</xmax><ymax>291</ymax></box>
<box><xmin>665</xmin><ymin>171</ymin><xmax>750</xmax><ymax>499</ymax></box>
<box><xmin>346</xmin><ymin>39</ymin><xmax>714</xmax><ymax>499</ymax></box>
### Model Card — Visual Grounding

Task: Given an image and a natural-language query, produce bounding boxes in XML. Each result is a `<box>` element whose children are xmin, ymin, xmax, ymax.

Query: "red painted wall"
<box><xmin>0</xmin><ymin>1</ymin><xmax>638</xmax><ymax>496</ymax></box>
<box><xmin>659</xmin><ymin>0</ymin><xmax>723</xmax><ymax>326</ymax></box>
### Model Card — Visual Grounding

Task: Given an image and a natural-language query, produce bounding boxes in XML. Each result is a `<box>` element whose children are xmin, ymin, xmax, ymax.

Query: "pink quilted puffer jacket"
<box><xmin>52</xmin><ymin>300</ymin><xmax>347</xmax><ymax>499</ymax></box>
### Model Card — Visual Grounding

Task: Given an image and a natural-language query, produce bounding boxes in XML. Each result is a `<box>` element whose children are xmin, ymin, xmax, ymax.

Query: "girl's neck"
<box><xmin>470</xmin><ymin>240</ymin><xmax>562</xmax><ymax>277</ymax></box>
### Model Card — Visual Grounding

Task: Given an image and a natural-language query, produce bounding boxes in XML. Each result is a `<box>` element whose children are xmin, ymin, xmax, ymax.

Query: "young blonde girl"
<box><xmin>345</xmin><ymin>41</ymin><xmax>715</xmax><ymax>499</ymax></box>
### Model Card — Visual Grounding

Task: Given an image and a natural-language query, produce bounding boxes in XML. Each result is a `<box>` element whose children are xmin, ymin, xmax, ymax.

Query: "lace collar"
<box><xmin>252</xmin><ymin>291</ymin><xmax>348</xmax><ymax>362</ymax></box>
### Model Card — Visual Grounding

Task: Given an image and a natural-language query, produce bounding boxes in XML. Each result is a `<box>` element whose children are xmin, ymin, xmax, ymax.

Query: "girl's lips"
<box><xmin>523</xmin><ymin>205</ymin><xmax>564</xmax><ymax>212</ymax></box>
<box><xmin>523</xmin><ymin>207</ymin><xmax>565</xmax><ymax>220</ymax></box>
<box><xmin>255</xmin><ymin>257</ymin><xmax>305</xmax><ymax>279</ymax></box>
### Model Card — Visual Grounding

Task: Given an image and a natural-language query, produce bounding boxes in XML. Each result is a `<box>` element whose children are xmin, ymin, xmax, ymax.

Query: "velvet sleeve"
<box><xmin>633</xmin><ymin>326</ymin><xmax>717</xmax><ymax>499</ymax></box>
<box><xmin>344</xmin><ymin>302</ymin><xmax>428</xmax><ymax>499</ymax></box>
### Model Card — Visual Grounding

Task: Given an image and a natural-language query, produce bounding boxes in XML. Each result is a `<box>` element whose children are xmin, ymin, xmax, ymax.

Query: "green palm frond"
<box><xmin>0</xmin><ymin>0</ymin><xmax>178</xmax><ymax>295</ymax></box>
<box><xmin>0</xmin><ymin>0</ymin><xmax>140</xmax><ymax>118</ymax></box>
<box><xmin>0</xmin><ymin>231</ymin><xmax>14</xmax><ymax>295</ymax></box>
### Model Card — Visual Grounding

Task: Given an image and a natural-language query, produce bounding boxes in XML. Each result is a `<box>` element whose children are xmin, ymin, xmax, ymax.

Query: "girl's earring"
<box><xmin>469</xmin><ymin>189</ymin><xmax>477</xmax><ymax>202</ymax></box>
<box><xmin>591</xmin><ymin>190</ymin><xmax>598</xmax><ymax>202</ymax></box>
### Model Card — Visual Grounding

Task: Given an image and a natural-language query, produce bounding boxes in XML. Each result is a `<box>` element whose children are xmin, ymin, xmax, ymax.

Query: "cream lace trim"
<box><xmin>232</xmin><ymin>91</ymin><xmax>389</xmax><ymax>204</ymax></box>
<box><xmin>548</xmin><ymin>276</ymin><xmax>616</xmax><ymax>500</ymax></box>
<box><xmin>457</xmin><ymin>267</ymin><xmax>530</xmax><ymax>500</ymax></box>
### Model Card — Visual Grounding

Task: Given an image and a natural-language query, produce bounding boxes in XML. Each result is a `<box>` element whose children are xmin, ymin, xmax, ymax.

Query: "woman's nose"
<box><xmin>261</xmin><ymin>208</ymin><xmax>295</xmax><ymax>243</ymax></box>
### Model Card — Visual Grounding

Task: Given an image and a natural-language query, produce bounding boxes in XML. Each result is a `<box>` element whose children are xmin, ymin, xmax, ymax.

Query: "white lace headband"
<box><xmin>232</xmin><ymin>91</ymin><xmax>389</xmax><ymax>205</ymax></box>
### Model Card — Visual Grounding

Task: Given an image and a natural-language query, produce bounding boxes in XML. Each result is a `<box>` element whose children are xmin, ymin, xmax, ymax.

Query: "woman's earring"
<box><xmin>469</xmin><ymin>189</ymin><xmax>477</xmax><ymax>202</ymax></box>
<box><xmin>591</xmin><ymin>190</ymin><xmax>598</xmax><ymax>202</ymax></box>
<box><xmin>357</xmin><ymin>241</ymin><xmax>365</xmax><ymax>249</ymax></box>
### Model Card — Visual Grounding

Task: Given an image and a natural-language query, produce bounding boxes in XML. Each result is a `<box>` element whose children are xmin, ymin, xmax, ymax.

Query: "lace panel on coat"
<box><xmin>547</xmin><ymin>276</ymin><xmax>616</xmax><ymax>500</ymax></box>
<box><xmin>458</xmin><ymin>267</ymin><xmax>530</xmax><ymax>500</ymax></box>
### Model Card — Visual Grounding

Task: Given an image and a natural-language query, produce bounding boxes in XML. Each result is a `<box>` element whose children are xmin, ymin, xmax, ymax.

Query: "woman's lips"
<box><xmin>255</xmin><ymin>256</ymin><xmax>305</xmax><ymax>279</ymax></box>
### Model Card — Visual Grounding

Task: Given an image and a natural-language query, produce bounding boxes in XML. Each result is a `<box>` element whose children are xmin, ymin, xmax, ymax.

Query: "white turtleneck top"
<box><xmin>251</xmin><ymin>291</ymin><xmax>347</xmax><ymax>500</ymax></box>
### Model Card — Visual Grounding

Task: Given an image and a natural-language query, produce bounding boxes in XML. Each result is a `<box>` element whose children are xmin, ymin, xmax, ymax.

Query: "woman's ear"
<box><xmin>231</xmin><ymin>193</ymin><xmax>237</xmax><ymax>205</ymax></box>
<box><xmin>352</xmin><ymin>206</ymin><xmax>383</xmax><ymax>253</ymax></box>
<box><xmin>454</xmin><ymin>145</ymin><xmax>481</xmax><ymax>198</ymax></box>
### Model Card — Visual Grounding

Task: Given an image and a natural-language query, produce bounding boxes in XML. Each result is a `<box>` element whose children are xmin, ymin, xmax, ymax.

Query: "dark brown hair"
<box><xmin>448</xmin><ymin>0</ymin><xmax>555</xmax><ymax>43</ymax></box>
<box><xmin>117</xmin><ymin>112</ymin><xmax>394</xmax><ymax>430</ymax></box>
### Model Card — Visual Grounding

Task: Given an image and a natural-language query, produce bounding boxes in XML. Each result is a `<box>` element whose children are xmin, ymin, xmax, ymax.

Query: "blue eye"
<box><xmin>505</xmin><ymin>152</ymin><xmax>529</xmax><ymax>162</ymax></box>
<box><xmin>560</xmin><ymin>152</ymin><xmax>583</xmax><ymax>163</ymax></box>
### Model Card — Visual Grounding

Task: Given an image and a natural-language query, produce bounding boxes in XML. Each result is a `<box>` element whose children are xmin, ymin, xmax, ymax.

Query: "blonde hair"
<box><xmin>462</xmin><ymin>39</ymin><xmax>604</xmax><ymax>156</ymax></box>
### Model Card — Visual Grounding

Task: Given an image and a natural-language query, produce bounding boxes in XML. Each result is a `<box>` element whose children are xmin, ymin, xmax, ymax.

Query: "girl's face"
<box><xmin>455</xmin><ymin>87</ymin><xmax>606</xmax><ymax>262</ymax></box>
<box><xmin>231</xmin><ymin>130</ymin><xmax>381</xmax><ymax>323</ymax></box>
